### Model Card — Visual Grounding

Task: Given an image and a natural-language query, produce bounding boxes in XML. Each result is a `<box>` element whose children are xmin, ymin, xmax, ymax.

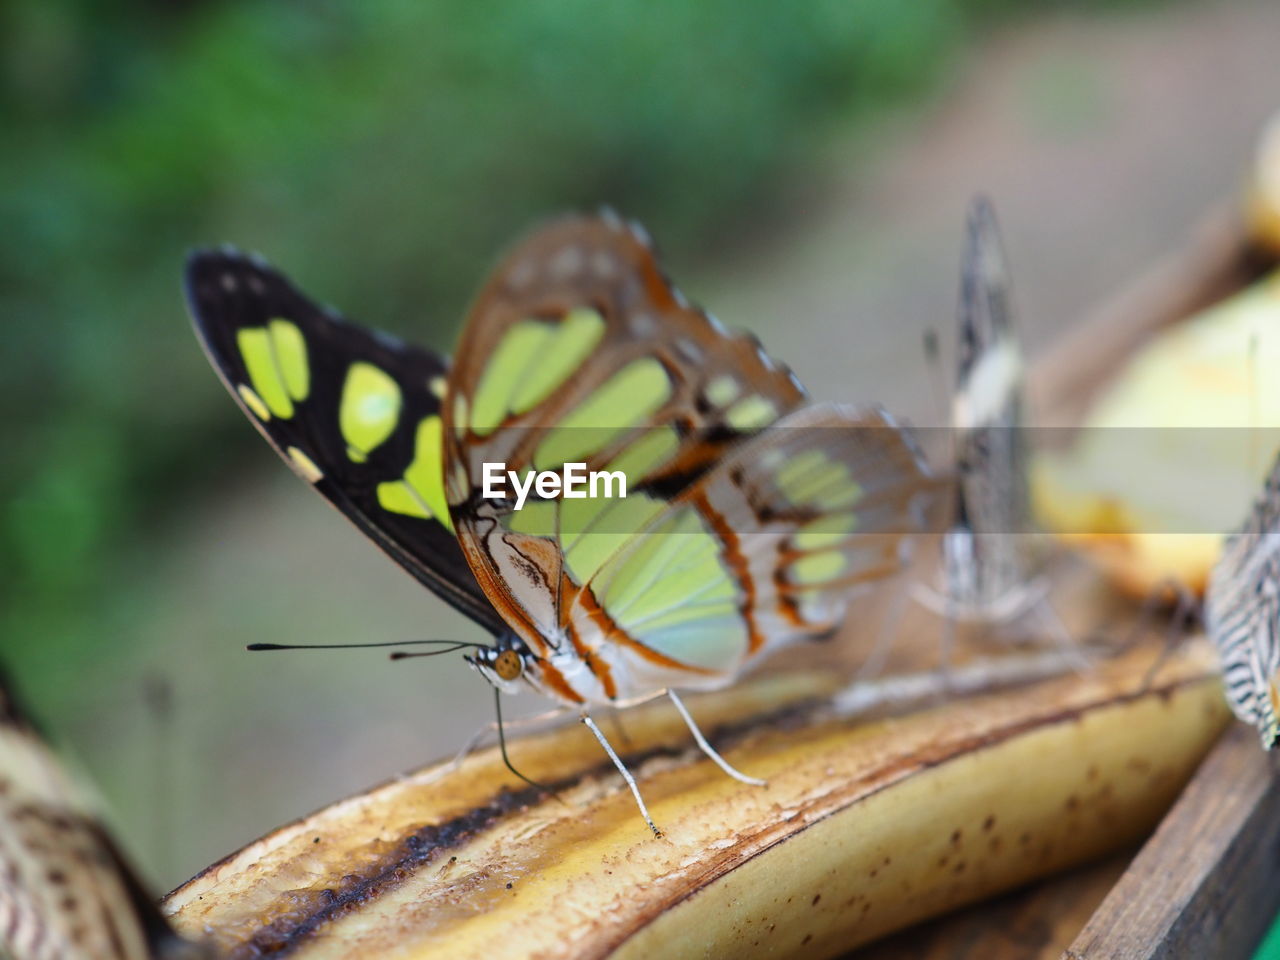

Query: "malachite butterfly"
<box><xmin>185</xmin><ymin>211</ymin><xmax>937</xmax><ymax>833</ymax></box>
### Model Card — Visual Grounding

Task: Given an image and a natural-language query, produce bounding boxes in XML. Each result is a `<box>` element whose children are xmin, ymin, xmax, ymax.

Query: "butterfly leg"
<box><xmin>1029</xmin><ymin>598</ymin><xmax>1093</xmax><ymax>677</ymax></box>
<box><xmin>667</xmin><ymin>689</ymin><xmax>766</xmax><ymax>787</ymax></box>
<box><xmin>1136</xmin><ymin>580</ymin><xmax>1202</xmax><ymax>691</ymax></box>
<box><xmin>581</xmin><ymin>711</ymin><xmax>662</xmax><ymax>837</ymax></box>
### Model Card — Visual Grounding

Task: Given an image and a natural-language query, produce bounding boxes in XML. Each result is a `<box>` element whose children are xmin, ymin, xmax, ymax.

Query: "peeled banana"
<box><xmin>163</xmin><ymin>642</ymin><xmax>1227</xmax><ymax>958</ymax></box>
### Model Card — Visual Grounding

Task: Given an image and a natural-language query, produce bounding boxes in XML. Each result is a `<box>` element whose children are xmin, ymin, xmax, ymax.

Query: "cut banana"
<box><xmin>163</xmin><ymin>643</ymin><xmax>1227</xmax><ymax>958</ymax></box>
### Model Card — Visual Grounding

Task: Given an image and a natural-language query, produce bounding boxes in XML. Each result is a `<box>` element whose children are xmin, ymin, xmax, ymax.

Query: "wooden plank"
<box><xmin>1064</xmin><ymin>724</ymin><xmax>1280</xmax><ymax>960</ymax></box>
<box><xmin>852</xmin><ymin>854</ymin><xmax>1131</xmax><ymax>959</ymax></box>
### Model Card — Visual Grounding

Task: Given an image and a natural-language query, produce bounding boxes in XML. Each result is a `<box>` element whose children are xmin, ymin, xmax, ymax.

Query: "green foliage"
<box><xmin>0</xmin><ymin>0</ymin><xmax>1141</xmax><ymax>664</ymax></box>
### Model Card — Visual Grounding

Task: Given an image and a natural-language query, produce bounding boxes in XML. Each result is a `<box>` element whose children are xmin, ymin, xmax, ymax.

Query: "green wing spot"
<box><xmin>790</xmin><ymin>550</ymin><xmax>847</xmax><ymax>584</ymax></box>
<box><xmin>269</xmin><ymin>319</ymin><xmax>310</xmax><ymax>402</ymax></box>
<box><xmin>404</xmin><ymin>415</ymin><xmax>452</xmax><ymax>530</ymax></box>
<box><xmin>237</xmin><ymin>327</ymin><xmax>294</xmax><ymax>418</ymax></box>
<box><xmin>562</xmin><ymin>492</ymin><xmax>665</xmax><ymax>585</ymax></box>
<box><xmin>558</xmin><ymin>428</ymin><xmax>678</xmax><ymax>582</ymax></box>
<box><xmin>777</xmin><ymin>450</ymin><xmax>861</xmax><ymax>509</ymax></box>
<box><xmin>377</xmin><ymin>480</ymin><xmax>432</xmax><ymax>519</ymax></box>
<box><xmin>378</xmin><ymin>415</ymin><xmax>451</xmax><ymax>529</ymax></box>
<box><xmin>471</xmin><ymin>321</ymin><xmax>553</xmax><ymax>436</ymax></box>
<box><xmin>706</xmin><ymin>375</ymin><xmax>740</xmax><ymax>406</ymax></box>
<box><xmin>794</xmin><ymin>512</ymin><xmax>857</xmax><ymax>550</ymax></box>
<box><xmin>636</xmin><ymin>617</ymin><xmax>747</xmax><ymax>672</ymax></box>
<box><xmin>510</xmin><ymin>308</ymin><xmax>606</xmax><ymax>414</ymax></box>
<box><xmin>508</xmin><ymin>499</ymin><xmax>558</xmax><ymax>537</ymax></box>
<box><xmin>470</xmin><ymin>309</ymin><xmax>608</xmax><ymax>437</ymax></box>
<box><xmin>596</xmin><ymin>506</ymin><xmax>746</xmax><ymax>670</ymax></box>
<box><xmin>237</xmin><ymin>383</ymin><xmax>272</xmax><ymax>422</ymax></box>
<box><xmin>725</xmin><ymin>395</ymin><xmax>778</xmax><ymax>431</ymax></box>
<box><xmin>609</xmin><ymin>426</ymin><xmax>679</xmax><ymax>483</ymax></box>
<box><xmin>534</xmin><ymin>357</ymin><xmax>671</xmax><ymax>470</ymax></box>
<box><xmin>340</xmin><ymin>361</ymin><xmax>402</xmax><ymax>460</ymax></box>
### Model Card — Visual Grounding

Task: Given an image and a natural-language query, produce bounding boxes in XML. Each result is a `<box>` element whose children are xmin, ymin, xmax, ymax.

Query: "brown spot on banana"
<box><xmin>162</xmin><ymin>643</ymin><xmax>1228</xmax><ymax>958</ymax></box>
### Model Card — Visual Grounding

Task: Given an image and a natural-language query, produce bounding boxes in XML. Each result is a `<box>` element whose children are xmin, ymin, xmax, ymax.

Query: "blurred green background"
<box><xmin>3</xmin><ymin>0</ymin><xmax>1278</xmax><ymax>906</ymax></box>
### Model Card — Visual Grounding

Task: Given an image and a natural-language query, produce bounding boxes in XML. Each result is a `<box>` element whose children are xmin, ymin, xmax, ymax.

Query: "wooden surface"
<box><xmin>1065</xmin><ymin>724</ymin><xmax>1280</xmax><ymax>960</ymax></box>
<box><xmin>852</xmin><ymin>855</ymin><xmax>1131</xmax><ymax>959</ymax></box>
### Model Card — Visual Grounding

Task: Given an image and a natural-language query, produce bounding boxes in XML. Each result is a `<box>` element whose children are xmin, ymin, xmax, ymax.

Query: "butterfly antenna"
<box><xmin>492</xmin><ymin>686</ymin><xmax>559</xmax><ymax>798</ymax></box>
<box><xmin>247</xmin><ymin>639</ymin><xmax>487</xmax><ymax>652</ymax></box>
<box><xmin>389</xmin><ymin>644</ymin><xmax>476</xmax><ymax>660</ymax></box>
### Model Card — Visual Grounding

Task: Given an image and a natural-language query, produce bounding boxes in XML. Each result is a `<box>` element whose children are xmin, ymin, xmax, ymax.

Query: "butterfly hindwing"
<box><xmin>0</xmin><ymin>672</ymin><xmax>205</xmax><ymax>960</ymax></box>
<box><xmin>567</xmin><ymin>404</ymin><xmax>936</xmax><ymax>696</ymax></box>
<box><xmin>441</xmin><ymin>213</ymin><xmax>810</xmax><ymax>649</ymax></box>
<box><xmin>184</xmin><ymin>250</ymin><xmax>504</xmax><ymax>634</ymax></box>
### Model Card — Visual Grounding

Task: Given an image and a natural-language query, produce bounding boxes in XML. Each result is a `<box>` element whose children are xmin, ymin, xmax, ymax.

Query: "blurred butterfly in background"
<box><xmin>0</xmin><ymin>669</ymin><xmax>210</xmax><ymax>960</ymax></box>
<box><xmin>185</xmin><ymin>212</ymin><xmax>937</xmax><ymax>834</ymax></box>
<box><xmin>1205</xmin><ymin>450</ymin><xmax>1280</xmax><ymax>749</ymax></box>
<box><xmin>913</xmin><ymin>198</ymin><xmax>1081</xmax><ymax>666</ymax></box>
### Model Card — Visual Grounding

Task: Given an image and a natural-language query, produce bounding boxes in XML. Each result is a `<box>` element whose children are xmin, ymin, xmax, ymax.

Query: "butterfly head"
<box><xmin>467</xmin><ymin>632</ymin><xmax>534</xmax><ymax>693</ymax></box>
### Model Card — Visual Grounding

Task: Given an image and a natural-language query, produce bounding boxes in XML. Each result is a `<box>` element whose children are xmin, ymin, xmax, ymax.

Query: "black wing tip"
<box><xmin>183</xmin><ymin>245</ymin><xmax>302</xmax><ymax>330</ymax></box>
<box><xmin>184</xmin><ymin>244</ymin><xmax>277</xmax><ymax>284</ymax></box>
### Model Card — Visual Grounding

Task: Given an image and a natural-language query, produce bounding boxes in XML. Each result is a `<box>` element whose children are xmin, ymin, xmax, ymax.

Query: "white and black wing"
<box><xmin>944</xmin><ymin>197</ymin><xmax>1034</xmax><ymax>611</ymax></box>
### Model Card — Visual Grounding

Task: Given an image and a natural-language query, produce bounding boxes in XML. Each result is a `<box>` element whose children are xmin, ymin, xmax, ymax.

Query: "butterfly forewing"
<box><xmin>442</xmin><ymin>214</ymin><xmax>809</xmax><ymax>649</ymax></box>
<box><xmin>0</xmin><ymin>677</ymin><xmax>205</xmax><ymax>960</ymax></box>
<box><xmin>565</xmin><ymin>405</ymin><xmax>936</xmax><ymax>697</ymax></box>
<box><xmin>947</xmin><ymin>197</ymin><xmax>1034</xmax><ymax>609</ymax></box>
<box><xmin>185</xmin><ymin>251</ymin><xmax>503</xmax><ymax>634</ymax></box>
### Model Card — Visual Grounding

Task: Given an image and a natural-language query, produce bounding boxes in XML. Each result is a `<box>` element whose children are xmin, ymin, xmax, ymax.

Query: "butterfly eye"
<box><xmin>494</xmin><ymin>649</ymin><xmax>523</xmax><ymax>682</ymax></box>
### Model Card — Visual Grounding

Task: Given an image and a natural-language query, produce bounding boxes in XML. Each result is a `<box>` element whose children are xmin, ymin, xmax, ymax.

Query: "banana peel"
<box><xmin>162</xmin><ymin>642</ymin><xmax>1228</xmax><ymax>958</ymax></box>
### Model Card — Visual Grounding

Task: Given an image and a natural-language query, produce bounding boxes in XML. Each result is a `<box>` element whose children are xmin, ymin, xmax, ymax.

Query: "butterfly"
<box><xmin>1204</xmin><ymin>451</ymin><xmax>1280</xmax><ymax>749</ymax></box>
<box><xmin>185</xmin><ymin>212</ymin><xmax>937</xmax><ymax>833</ymax></box>
<box><xmin>0</xmin><ymin>669</ymin><xmax>211</xmax><ymax>960</ymax></box>
<box><xmin>913</xmin><ymin>198</ymin><xmax>1078</xmax><ymax>662</ymax></box>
